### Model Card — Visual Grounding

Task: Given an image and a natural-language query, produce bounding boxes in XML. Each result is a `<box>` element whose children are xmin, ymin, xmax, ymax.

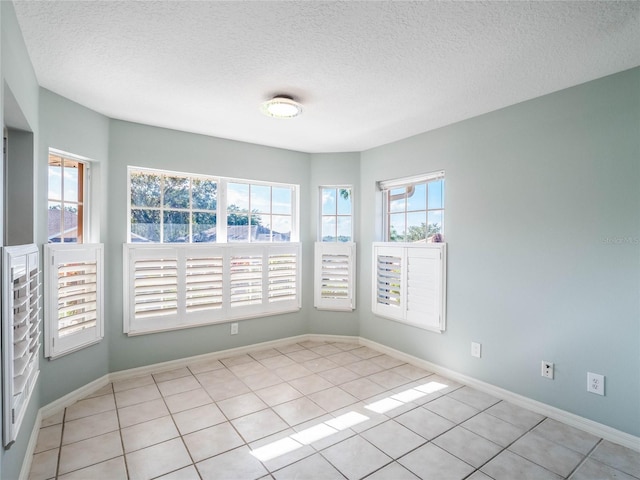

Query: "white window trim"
<box><xmin>314</xmin><ymin>242</ymin><xmax>356</xmax><ymax>311</ymax></box>
<box><xmin>123</xmin><ymin>242</ymin><xmax>301</xmax><ymax>336</ymax></box>
<box><xmin>44</xmin><ymin>244</ymin><xmax>104</xmax><ymax>359</ymax></box>
<box><xmin>127</xmin><ymin>166</ymin><xmax>299</xmax><ymax>244</ymax></box>
<box><xmin>318</xmin><ymin>185</ymin><xmax>354</xmax><ymax>243</ymax></box>
<box><xmin>372</xmin><ymin>242</ymin><xmax>446</xmax><ymax>333</ymax></box>
<box><xmin>48</xmin><ymin>148</ymin><xmax>96</xmax><ymax>244</ymax></box>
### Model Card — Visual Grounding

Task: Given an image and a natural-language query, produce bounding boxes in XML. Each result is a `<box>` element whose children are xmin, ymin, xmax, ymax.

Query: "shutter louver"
<box><xmin>314</xmin><ymin>242</ymin><xmax>356</xmax><ymax>311</ymax></box>
<box><xmin>186</xmin><ymin>256</ymin><xmax>223</xmax><ymax>312</ymax></box>
<box><xmin>57</xmin><ymin>261</ymin><xmax>97</xmax><ymax>337</ymax></box>
<box><xmin>268</xmin><ymin>252</ymin><xmax>297</xmax><ymax>303</ymax></box>
<box><xmin>134</xmin><ymin>258</ymin><xmax>178</xmax><ymax>318</ymax></box>
<box><xmin>376</xmin><ymin>254</ymin><xmax>402</xmax><ymax>307</ymax></box>
<box><xmin>230</xmin><ymin>254</ymin><xmax>263</xmax><ymax>307</ymax></box>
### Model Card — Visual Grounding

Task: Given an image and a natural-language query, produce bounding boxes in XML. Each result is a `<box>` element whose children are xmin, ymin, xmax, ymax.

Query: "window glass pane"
<box><xmin>131</xmin><ymin>172</ymin><xmax>161</xmax><ymax>208</ymax></box>
<box><xmin>228</xmin><ymin>218</ymin><xmax>249</xmax><ymax>242</ymax></box>
<box><xmin>192</xmin><ymin>178</ymin><xmax>217</xmax><ymax>210</ymax></box>
<box><xmin>406</xmin><ymin>211</ymin><xmax>427</xmax><ymax>242</ymax></box>
<box><xmin>337</xmin><ymin>216</ymin><xmax>352</xmax><ymax>242</ymax></box>
<box><xmin>228</xmin><ymin>182</ymin><xmax>249</xmax><ymax>210</ymax></box>
<box><xmin>131</xmin><ymin>209</ymin><xmax>160</xmax><ymax>242</ymax></box>
<box><xmin>48</xmin><ymin>202</ymin><xmax>62</xmax><ymax>242</ymax></box>
<box><xmin>389</xmin><ymin>188</ymin><xmax>406</xmax><ymax>213</ymax></box>
<box><xmin>322</xmin><ymin>188</ymin><xmax>337</xmax><ymax>215</ymax></box>
<box><xmin>337</xmin><ymin>188</ymin><xmax>352</xmax><ymax>215</ymax></box>
<box><xmin>389</xmin><ymin>213</ymin><xmax>405</xmax><ymax>241</ymax></box>
<box><xmin>428</xmin><ymin>179</ymin><xmax>444</xmax><ymax>210</ymax></box>
<box><xmin>322</xmin><ymin>216</ymin><xmax>336</xmax><ymax>242</ymax></box>
<box><xmin>251</xmin><ymin>184</ymin><xmax>271</xmax><ymax>213</ymax></box>
<box><xmin>272</xmin><ymin>187</ymin><xmax>292</xmax><ymax>215</ymax></box>
<box><xmin>48</xmin><ymin>164</ymin><xmax>62</xmax><ymax>201</ymax></box>
<box><xmin>406</xmin><ymin>183</ymin><xmax>426</xmax><ymax>211</ymax></box>
<box><xmin>164</xmin><ymin>175</ymin><xmax>190</xmax><ymax>209</ymax></box>
<box><xmin>271</xmin><ymin>215</ymin><xmax>291</xmax><ymax>241</ymax></box>
<box><xmin>192</xmin><ymin>212</ymin><xmax>217</xmax><ymax>242</ymax></box>
<box><xmin>163</xmin><ymin>211</ymin><xmax>189</xmax><ymax>242</ymax></box>
<box><xmin>427</xmin><ymin>210</ymin><xmax>444</xmax><ymax>239</ymax></box>
<box><xmin>63</xmin><ymin>161</ymin><xmax>80</xmax><ymax>203</ymax></box>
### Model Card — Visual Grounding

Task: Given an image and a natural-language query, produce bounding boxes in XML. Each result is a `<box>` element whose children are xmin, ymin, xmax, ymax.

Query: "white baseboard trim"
<box><xmin>24</xmin><ymin>332</ymin><xmax>637</xmax><ymax>478</ymax></box>
<box><xmin>358</xmin><ymin>337</ymin><xmax>640</xmax><ymax>452</ymax></box>
<box><xmin>18</xmin><ymin>410</ymin><xmax>42</xmax><ymax>480</ymax></box>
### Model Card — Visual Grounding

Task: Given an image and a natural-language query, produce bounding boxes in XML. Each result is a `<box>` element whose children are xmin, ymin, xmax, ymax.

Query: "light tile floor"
<box><xmin>28</xmin><ymin>340</ymin><xmax>640</xmax><ymax>480</ymax></box>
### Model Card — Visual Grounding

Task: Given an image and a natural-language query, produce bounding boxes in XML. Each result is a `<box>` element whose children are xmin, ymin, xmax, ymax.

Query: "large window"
<box><xmin>128</xmin><ymin>168</ymin><xmax>297</xmax><ymax>243</ymax></box>
<box><xmin>380</xmin><ymin>172</ymin><xmax>444</xmax><ymax>242</ymax></box>
<box><xmin>125</xmin><ymin>167</ymin><xmax>300</xmax><ymax>334</ymax></box>
<box><xmin>48</xmin><ymin>152</ymin><xmax>87</xmax><ymax>243</ymax></box>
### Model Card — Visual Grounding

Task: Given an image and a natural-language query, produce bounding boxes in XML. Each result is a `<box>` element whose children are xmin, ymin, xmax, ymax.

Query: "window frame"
<box><xmin>127</xmin><ymin>167</ymin><xmax>299</xmax><ymax>244</ymax></box>
<box><xmin>379</xmin><ymin>171</ymin><xmax>444</xmax><ymax>243</ymax></box>
<box><xmin>318</xmin><ymin>185</ymin><xmax>354</xmax><ymax>243</ymax></box>
<box><xmin>48</xmin><ymin>149</ymin><xmax>92</xmax><ymax>244</ymax></box>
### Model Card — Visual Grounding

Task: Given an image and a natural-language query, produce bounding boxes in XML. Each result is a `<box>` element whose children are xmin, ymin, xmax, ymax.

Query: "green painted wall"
<box><xmin>1</xmin><ymin>2</ymin><xmax>40</xmax><ymax>478</ymax></box>
<box><xmin>359</xmin><ymin>67</ymin><xmax>640</xmax><ymax>436</ymax></box>
<box><xmin>106</xmin><ymin>120</ymin><xmax>313</xmax><ymax>372</ymax></box>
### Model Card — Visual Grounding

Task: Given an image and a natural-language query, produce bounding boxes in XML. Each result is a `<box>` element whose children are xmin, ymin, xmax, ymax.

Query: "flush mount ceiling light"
<box><xmin>261</xmin><ymin>96</ymin><xmax>302</xmax><ymax>119</ymax></box>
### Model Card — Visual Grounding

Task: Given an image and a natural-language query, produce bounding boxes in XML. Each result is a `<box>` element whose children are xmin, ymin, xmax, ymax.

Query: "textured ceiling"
<box><xmin>12</xmin><ymin>1</ymin><xmax>640</xmax><ymax>153</ymax></box>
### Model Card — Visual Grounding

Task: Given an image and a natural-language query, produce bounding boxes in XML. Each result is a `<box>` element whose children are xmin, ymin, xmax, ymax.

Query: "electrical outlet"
<box><xmin>587</xmin><ymin>372</ymin><xmax>605</xmax><ymax>396</ymax></box>
<box><xmin>471</xmin><ymin>342</ymin><xmax>481</xmax><ymax>358</ymax></box>
<box><xmin>230</xmin><ymin>323</ymin><xmax>238</xmax><ymax>335</ymax></box>
<box><xmin>541</xmin><ymin>361</ymin><xmax>554</xmax><ymax>379</ymax></box>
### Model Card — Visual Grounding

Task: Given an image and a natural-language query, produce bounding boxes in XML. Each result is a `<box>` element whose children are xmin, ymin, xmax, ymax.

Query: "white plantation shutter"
<box><xmin>124</xmin><ymin>243</ymin><xmax>301</xmax><ymax>335</ymax></box>
<box><xmin>405</xmin><ymin>247</ymin><xmax>444</xmax><ymax>330</ymax></box>
<box><xmin>45</xmin><ymin>244</ymin><xmax>104</xmax><ymax>359</ymax></box>
<box><xmin>373</xmin><ymin>246</ymin><xmax>404</xmax><ymax>321</ymax></box>
<box><xmin>314</xmin><ymin>242</ymin><xmax>356</xmax><ymax>311</ymax></box>
<box><xmin>186</xmin><ymin>255</ymin><xmax>223</xmax><ymax>313</ymax></box>
<box><xmin>229</xmin><ymin>249</ymin><xmax>264</xmax><ymax>316</ymax></box>
<box><xmin>372</xmin><ymin>243</ymin><xmax>446</xmax><ymax>332</ymax></box>
<box><xmin>2</xmin><ymin>244</ymin><xmax>41</xmax><ymax>446</ymax></box>
<box><xmin>268</xmin><ymin>250</ymin><xmax>299</xmax><ymax>304</ymax></box>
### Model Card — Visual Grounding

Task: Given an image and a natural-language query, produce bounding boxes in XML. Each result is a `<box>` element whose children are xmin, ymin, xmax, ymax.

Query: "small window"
<box><xmin>380</xmin><ymin>172</ymin><xmax>444</xmax><ymax>242</ymax></box>
<box><xmin>48</xmin><ymin>152</ymin><xmax>87</xmax><ymax>243</ymax></box>
<box><xmin>320</xmin><ymin>186</ymin><xmax>353</xmax><ymax>242</ymax></box>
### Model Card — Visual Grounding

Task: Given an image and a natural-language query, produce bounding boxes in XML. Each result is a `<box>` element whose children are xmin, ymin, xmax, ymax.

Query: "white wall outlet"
<box><xmin>541</xmin><ymin>361</ymin><xmax>554</xmax><ymax>379</ymax></box>
<box><xmin>587</xmin><ymin>372</ymin><xmax>605</xmax><ymax>396</ymax></box>
<box><xmin>471</xmin><ymin>342</ymin><xmax>482</xmax><ymax>358</ymax></box>
<box><xmin>230</xmin><ymin>323</ymin><xmax>238</xmax><ymax>335</ymax></box>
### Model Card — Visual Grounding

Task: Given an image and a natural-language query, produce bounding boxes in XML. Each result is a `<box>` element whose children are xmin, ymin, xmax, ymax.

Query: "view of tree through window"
<box><xmin>386</xmin><ymin>177</ymin><xmax>444</xmax><ymax>242</ymax></box>
<box><xmin>320</xmin><ymin>187</ymin><xmax>352</xmax><ymax>242</ymax></box>
<box><xmin>129</xmin><ymin>169</ymin><xmax>295</xmax><ymax>243</ymax></box>
<box><xmin>48</xmin><ymin>153</ymin><xmax>85</xmax><ymax>243</ymax></box>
